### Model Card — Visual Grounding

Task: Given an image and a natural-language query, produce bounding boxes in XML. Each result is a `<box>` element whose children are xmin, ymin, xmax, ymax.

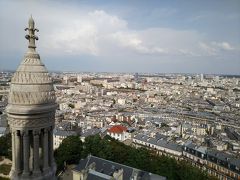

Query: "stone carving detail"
<box><xmin>21</xmin><ymin>58</ymin><xmax>43</xmax><ymax>65</ymax></box>
<box><xmin>8</xmin><ymin>116</ymin><xmax>55</xmax><ymax>128</ymax></box>
<box><xmin>24</xmin><ymin>53</ymin><xmax>40</xmax><ymax>59</ymax></box>
<box><xmin>8</xmin><ymin>91</ymin><xmax>56</xmax><ymax>104</ymax></box>
<box><xmin>11</xmin><ymin>72</ymin><xmax>52</xmax><ymax>84</ymax></box>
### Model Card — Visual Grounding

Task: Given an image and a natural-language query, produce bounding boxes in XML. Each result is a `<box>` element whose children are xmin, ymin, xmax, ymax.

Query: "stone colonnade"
<box><xmin>11</xmin><ymin>126</ymin><xmax>54</xmax><ymax>178</ymax></box>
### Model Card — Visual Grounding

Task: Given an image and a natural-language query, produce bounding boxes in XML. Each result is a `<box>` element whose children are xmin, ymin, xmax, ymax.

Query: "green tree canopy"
<box><xmin>54</xmin><ymin>136</ymin><xmax>82</xmax><ymax>171</ymax></box>
<box><xmin>0</xmin><ymin>133</ymin><xmax>11</xmax><ymax>159</ymax></box>
<box><xmin>54</xmin><ymin>134</ymin><xmax>217</xmax><ymax>180</ymax></box>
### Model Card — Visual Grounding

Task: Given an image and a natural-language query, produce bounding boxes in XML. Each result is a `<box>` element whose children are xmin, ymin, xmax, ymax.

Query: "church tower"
<box><xmin>6</xmin><ymin>17</ymin><xmax>57</xmax><ymax>180</ymax></box>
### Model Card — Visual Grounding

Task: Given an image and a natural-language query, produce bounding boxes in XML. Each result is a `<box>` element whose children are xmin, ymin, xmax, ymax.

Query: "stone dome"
<box><xmin>6</xmin><ymin>19</ymin><xmax>57</xmax><ymax>115</ymax></box>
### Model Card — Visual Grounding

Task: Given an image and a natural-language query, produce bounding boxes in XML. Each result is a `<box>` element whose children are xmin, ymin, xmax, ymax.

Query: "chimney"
<box><xmin>88</xmin><ymin>162</ymin><xmax>96</xmax><ymax>170</ymax></box>
<box><xmin>113</xmin><ymin>168</ymin><xmax>123</xmax><ymax>180</ymax></box>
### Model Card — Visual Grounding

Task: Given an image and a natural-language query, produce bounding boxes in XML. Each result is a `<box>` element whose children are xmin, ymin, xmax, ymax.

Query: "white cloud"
<box><xmin>199</xmin><ymin>41</ymin><xmax>237</xmax><ymax>56</ymax></box>
<box><xmin>40</xmin><ymin>9</ymin><xmax>198</xmax><ymax>56</ymax></box>
<box><xmin>199</xmin><ymin>42</ymin><xmax>217</xmax><ymax>55</ymax></box>
<box><xmin>109</xmin><ymin>31</ymin><xmax>169</xmax><ymax>55</ymax></box>
<box><xmin>36</xmin><ymin>10</ymin><xmax>240</xmax><ymax>58</ymax></box>
<box><xmin>49</xmin><ymin>21</ymin><xmax>99</xmax><ymax>55</ymax></box>
<box><xmin>211</xmin><ymin>41</ymin><xmax>235</xmax><ymax>50</ymax></box>
<box><xmin>43</xmin><ymin>10</ymin><xmax>129</xmax><ymax>56</ymax></box>
<box><xmin>0</xmin><ymin>1</ymin><xmax>239</xmax><ymax>60</ymax></box>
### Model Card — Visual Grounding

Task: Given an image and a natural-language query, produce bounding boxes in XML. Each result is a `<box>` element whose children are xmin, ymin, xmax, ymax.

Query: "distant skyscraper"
<box><xmin>200</xmin><ymin>74</ymin><xmax>204</xmax><ymax>82</ymax></box>
<box><xmin>63</xmin><ymin>75</ymin><xmax>69</xmax><ymax>84</ymax></box>
<box><xmin>6</xmin><ymin>17</ymin><xmax>57</xmax><ymax>180</ymax></box>
<box><xmin>77</xmin><ymin>75</ymin><xmax>82</xmax><ymax>83</ymax></box>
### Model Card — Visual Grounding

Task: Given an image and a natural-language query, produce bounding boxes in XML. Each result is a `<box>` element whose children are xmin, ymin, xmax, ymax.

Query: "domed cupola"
<box><xmin>6</xmin><ymin>16</ymin><xmax>57</xmax><ymax>115</ymax></box>
<box><xmin>7</xmin><ymin>16</ymin><xmax>57</xmax><ymax>180</ymax></box>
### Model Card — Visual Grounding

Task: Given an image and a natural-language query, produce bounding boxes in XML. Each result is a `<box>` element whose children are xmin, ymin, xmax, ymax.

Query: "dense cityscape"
<box><xmin>1</xmin><ymin>71</ymin><xmax>240</xmax><ymax>179</ymax></box>
<box><xmin>0</xmin><ymin>1</ymin><xmax>240</xmax><ymax>180</ymax></box>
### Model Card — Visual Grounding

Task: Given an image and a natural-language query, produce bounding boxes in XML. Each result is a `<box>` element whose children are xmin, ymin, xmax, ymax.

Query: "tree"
<box><xmin>54</xmin><ymin>134</ymin><xmax>216</xmax><ymax>180</ymax></box>
<box><xmin>83</xmin><ymin>135</ymin><xmax>113</xmax><ymax>160</ymax></box>
<box><xmin>68</xmin><ymin>104</ymin><xmax>75</xmax><ymax>109</ymax></box>
<box><xmin>54</xmin><ymin>136</ymin><xmax>82</xmax><ymax>172</ymax></box>
<box><xmin>0</xmin><ymin>134</ymin><xmax>11</xmax><ymax>159</ymax></box>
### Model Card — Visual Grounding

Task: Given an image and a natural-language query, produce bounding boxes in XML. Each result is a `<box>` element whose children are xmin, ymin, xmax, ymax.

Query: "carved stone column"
<box><xmin>11</xmin><ymin>131</ymin><xmax>15</xmax><ymax>172</ymax></box>
<box><xmin>43</xmin><ymin>128</ymin><xmax>49</xmax><ymax>171</ymax></box>
<box><xmin>33</xmin><ymin>130</ymin><xmax>41</xmax><ymax>175</ymax></box>
<box><xmin>22</xmin><ymin>130</ymin><xmax>30</xmax><ymax>176</ymax></box>
<box><xmin>49</xmin><ymin>127</ymin><xmax>54</xmax><ymax>168</ymax></box>
<box><xmin>29</xmin><ymin>137</ymin><xmax>33</xmax><ymax>172</ymax></box>
<box><xmin>15</xmin><ymin>130</ymin><xmax>21</xmax><ymax>174</ymax></box>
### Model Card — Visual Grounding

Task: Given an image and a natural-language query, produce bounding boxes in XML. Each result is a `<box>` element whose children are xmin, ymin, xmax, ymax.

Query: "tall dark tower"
<box><xmin>6</xmin><ymin>17</ymin><xmax>57</xmax><ymax>180</ymax></box>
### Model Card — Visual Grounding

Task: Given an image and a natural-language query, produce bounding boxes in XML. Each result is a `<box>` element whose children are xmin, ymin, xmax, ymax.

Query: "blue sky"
<box><xmin>0</xmin><ymin>0</ymin><xmax>239</xmax><ymax>74</ymax></box>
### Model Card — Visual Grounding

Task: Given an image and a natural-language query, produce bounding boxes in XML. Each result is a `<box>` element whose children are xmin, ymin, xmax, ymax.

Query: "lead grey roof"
<box><xmin>196</xmin><ymin>146</ymin><xmax>207</xmax><ymax>154</ymax></box>
<box><xmin>207</xmin><ymin>149</ymin><xmax>233</xmax><ymax>162</ymax></box>
<box><xmin>54</xmin><ymin>130</ymin><xmax>77</xmax><ymax>137</ymax></box>
<box><xmin>87</xmin><ymin>169</ymin><xmax>111</xmax><ymax>180</ymax></box>
<box><xmin>229</xmin><ymin>158</ymin><xmax>240</xmax><ymax>168</ymax></box>
<box><xmin>134</xmin><ymin>133</ymin><xmax>182</xmax><ymax>152</ymax></box>
<box><xmin>81</xmin><ymin>128</ymin><xmax>101</xmax><ymax>137</ymax></box>
<box><xmin>74</xmin><ymin>155</ymin><xmax>166</xmax><ymax>180</ymax></box>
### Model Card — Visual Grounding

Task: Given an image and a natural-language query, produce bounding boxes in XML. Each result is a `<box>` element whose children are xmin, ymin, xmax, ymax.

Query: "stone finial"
<box><xmin>25</xmin><ymin>15</ymin><xmax>39</xmax><ymax>50</ymax></box>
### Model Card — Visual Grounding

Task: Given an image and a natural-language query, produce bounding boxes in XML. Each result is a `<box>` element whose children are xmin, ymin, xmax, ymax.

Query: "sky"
<box><xmin>0</xmin><ymin>0</ymin><xmax>240</xmax><ymax>74</ymax></box>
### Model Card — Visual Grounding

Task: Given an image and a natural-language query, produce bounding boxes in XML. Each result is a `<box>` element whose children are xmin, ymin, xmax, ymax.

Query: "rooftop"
<box><xmin>108</xmin><ymin>125</ymin><xmax>127</xmax><ymax>134</ymax></box>
<box><xmin>73</xmin><ymin>155</ymin><xmax>166</xmax><ymax>180</ymax></box>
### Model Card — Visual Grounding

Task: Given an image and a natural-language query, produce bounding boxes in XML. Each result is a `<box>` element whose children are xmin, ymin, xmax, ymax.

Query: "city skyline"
<box><xmin>0</xmin><ymin>0</ymin><xmax>240</xmax><ymax>74</ymax></box>
<box><xmin>0</xmin><ymin>14</ymin><xmax>240</xmax><ymax>179</ymax></box>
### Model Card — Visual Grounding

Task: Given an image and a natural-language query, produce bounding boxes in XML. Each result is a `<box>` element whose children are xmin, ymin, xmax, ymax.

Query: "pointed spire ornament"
<box><xmin>24</xmin><ymin>16</ymin><xmax>39</xmax><ymax>50</ymax></box>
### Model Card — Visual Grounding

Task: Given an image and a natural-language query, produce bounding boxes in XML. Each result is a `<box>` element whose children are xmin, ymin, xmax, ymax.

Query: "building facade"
<box><xmin>54</xmin><ymin>130</ymin><xmax>77</xmax><ymax>149</ymax></box>
<box><xmin>133</xmin><ymin>133</ymin><xmax>240</xmax><ymax>179</ymax></box>
<box><xmin>6</xmin><ymin>17</ymin><xmax>57</xmax><ymax>180</ymax></box>
<box><xmin>107</xmin><ymin>125</ymin><xmax>128</xmax><ymax>141</ymax></box>
<box><xmin>183</xmin><ymin>142</ymin><xmax>240</xmax><ymax>180</ymax></box>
